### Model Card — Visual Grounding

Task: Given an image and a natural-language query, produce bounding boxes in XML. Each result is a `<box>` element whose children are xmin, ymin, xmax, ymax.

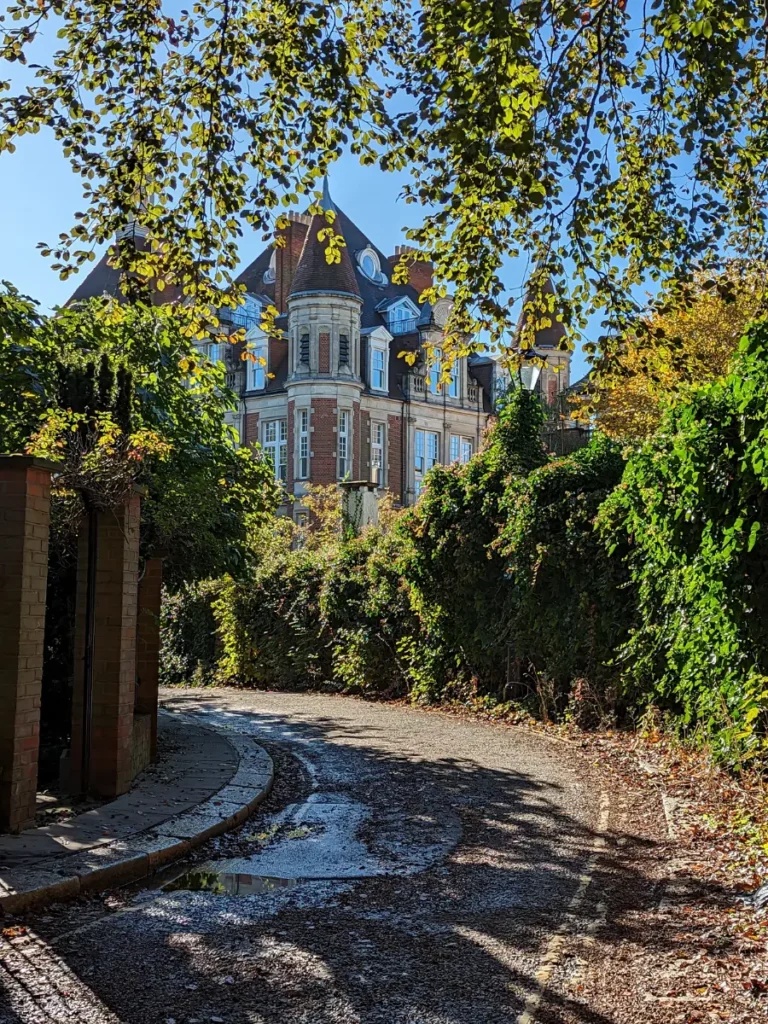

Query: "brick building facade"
<box><xmin>70</xmin><ymin>181</ymin><xmax>572</xmax><ymax>513</ymax></box>
<box><xmin>216</xmin><ymin>183</ymin><xmax>568</xmax><ymax>511</ymax></box>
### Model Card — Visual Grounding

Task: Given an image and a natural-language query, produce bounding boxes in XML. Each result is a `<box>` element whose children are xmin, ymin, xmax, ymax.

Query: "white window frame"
<box><xmin>249</xmin><ymin>345</ymin><xmax>267</xmax><ymax>391</ymax></box>
<box><xmin>414</xmin><ymin>429</ymin><xmax>439</xmax><ymax>488</ymax></box>
<box><xmin>447</xmin><ymin>361</ymin><xmax>459</xmax><ymax>398</ymax></box>
<box><xmin>386</xmin><ymin>298</ymin><xmax>419</xmax><ymax>335</ymax></box>
<box><xmin>263</xmin><ymin>418</ymin><xmax>287</xmax><ymax>482</ymax></box>
<box><xmin>358</xmin><ymin>246</ymin><xmax>386</xmax><ymax>284</ymax></box>
<box><xmin>450</xmin><ymin>434</ymin><xmax>473</xmax><ymax>464</ymax></box>
<box><xmin>371</xmin><ymin>422</ymin><xmax>385</xmax><ymax>486</ymax></box>
<box><xmin>297</xmin><ymin>408</ymin><xmax>310</xmax><ymax>480</ymax></box>
<box><xmin>428</xmin><ymin>349</ymin><xmax>460</xmax><ymax>398</ymax></box>
<box><xmin>207</xmin><ymin>341</ymin><xmax>225</xmax><ymax>364</ymax></box>
<box><xmin>370</xmin><ymin>342</ymin><xmax>388</xmax><ymax>392</ymax></box>
<box><xmin>338</xmin><ymin>409</ymin><xmax>351</xmax><ymax>479</ymax></box>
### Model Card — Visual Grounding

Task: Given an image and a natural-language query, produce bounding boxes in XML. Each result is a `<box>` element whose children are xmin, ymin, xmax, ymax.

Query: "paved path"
<box><xmin>0</xmin><ymin>689</ymin><xmax>657</xmax><ymax>1024</ymax></box>
<box><xmin>0</xmin><ymin>715</ymin><xmax>272</xmax><ymax>912</ymax></box>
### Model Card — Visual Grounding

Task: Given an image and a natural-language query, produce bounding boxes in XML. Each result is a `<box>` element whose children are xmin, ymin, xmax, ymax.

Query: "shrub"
<box><xmin>215</xmin><ymin>547</ymin><xmax>333</xmax><ymax>690</ymax></box>
<box><xmin>160</xmin><ymin>579</ymin><xmax>221</xmax><ymax>686</ymax></box>
<box><xmin>398</xmin><ymin>387</ymin><xmax>548</xmax><ymax>700</ymax></box>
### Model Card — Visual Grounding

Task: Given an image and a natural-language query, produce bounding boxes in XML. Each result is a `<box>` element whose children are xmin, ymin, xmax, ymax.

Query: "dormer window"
<box><xmin>357</xmin><ymin>246</ymin><xmax>388</xmax><ymax>285</ymax></box>
<box><xmin>362</xmin><ymin>253</ymin><xmax>376</xmax><ymax>278</ymax></box>
<box><xmin>249</xmin><ymin>344</ymin><xmax>267</xmax><ymax>390</ymax></box>
<box><xmin>222</xmin><ymin>293</ymin><xmax>261</xmax><ymax>331</ymax></box>
<box><xmin>387</xmin><ymin>298</ymin><xmax>419</xmax><ymax>335</ymax></box>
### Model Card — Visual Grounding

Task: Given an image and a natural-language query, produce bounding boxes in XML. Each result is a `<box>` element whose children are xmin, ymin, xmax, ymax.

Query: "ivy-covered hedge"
<box><xmin>499</xmin><ymin>433</ymin><xmax>630</xmax><ymax>720</ymax></box>
<box><xmin>160</xmin><ymin>329</ymin><xmax>768</xmax><ymax>765</ymax></box>
<box><xmin>160</xmin><ymin>580</ymin><xmax>221</xmax><ymax>686</ymax></box>
<box><xmin>600</xmin><ymin>320</ymin><xmax>768</xmax><ymax>764</ymax></box>
<box><xmin>163</xmin><ymin>391</ymin><xmax>629</xmax><ymax>712</ymax></box>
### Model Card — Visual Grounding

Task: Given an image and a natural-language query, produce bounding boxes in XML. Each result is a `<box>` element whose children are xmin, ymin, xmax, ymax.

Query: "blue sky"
<box><xmin>0</xmin><ymin>125</ymin><xmax>590</xmax><ymax>383</ymax></box>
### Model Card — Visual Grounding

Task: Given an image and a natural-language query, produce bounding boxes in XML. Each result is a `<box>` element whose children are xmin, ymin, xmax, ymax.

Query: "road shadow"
<box><xmin>0</xmin><ymin>690</ymin><xmax>734</xmax><ymax>1024</ymax></box>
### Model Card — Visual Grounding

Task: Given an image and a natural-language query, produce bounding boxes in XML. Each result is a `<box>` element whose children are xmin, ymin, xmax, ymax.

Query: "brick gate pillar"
<box><xmin>70</xmin><ymin>491</ymin><xmax>141</xmax><ymax>798</ymax></box>
<box><xmin>136</xmin><ymin>555</ymin><xmax>163</xmax><ymax>763</ymax></box>
<box><xmin>0</xmin><ymin>456</ymin><xmax>55</xmax><ymax>832</ymax></box>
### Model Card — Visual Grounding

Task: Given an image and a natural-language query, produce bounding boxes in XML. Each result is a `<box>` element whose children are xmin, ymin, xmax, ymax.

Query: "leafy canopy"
<box><xmin>3</xmin><ymin>2</ymin><xmax>768</xmax><ymax>361</ymax></box>
<box><xmin>586</xmin><ymin>266</ymin><xmax>767</xmax><ymax>442</ymax></box>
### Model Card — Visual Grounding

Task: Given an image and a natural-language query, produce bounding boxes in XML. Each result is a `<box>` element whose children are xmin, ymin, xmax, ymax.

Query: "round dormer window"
<box><xmin>357</xmin><ymin>246</ymin><xmax>388</xmax><ymax>285</ymax></box>
<box><xmin>263</xmin><ymin>249</ymin><xmax>276</xmax><ymax>284</ymax></box>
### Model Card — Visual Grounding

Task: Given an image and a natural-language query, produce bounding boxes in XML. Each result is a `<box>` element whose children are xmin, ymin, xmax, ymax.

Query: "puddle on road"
<box><xmin>163</xmin><ymin>869</ymin><xmax>299</xmax><ymax>897</ymax></box>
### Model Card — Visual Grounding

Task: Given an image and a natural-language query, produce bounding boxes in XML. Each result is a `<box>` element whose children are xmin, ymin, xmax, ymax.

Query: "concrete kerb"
<box><xmin>0</xmin><ymin>726</ymin><xmax>274</xmax><ymax>915</ymax></box>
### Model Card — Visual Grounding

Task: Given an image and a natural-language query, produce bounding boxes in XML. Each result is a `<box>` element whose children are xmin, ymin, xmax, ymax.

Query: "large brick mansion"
<box><xmin>69</xmin><ymin>181</ymin><xmax>572</xmax><ymax>512</ymax></box>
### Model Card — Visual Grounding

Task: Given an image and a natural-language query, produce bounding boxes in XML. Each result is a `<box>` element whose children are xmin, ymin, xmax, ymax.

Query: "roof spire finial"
<box><xmin>321</xmin><ymin>172</ymin><xmax>336</xmax><ymax>213</ymax></box>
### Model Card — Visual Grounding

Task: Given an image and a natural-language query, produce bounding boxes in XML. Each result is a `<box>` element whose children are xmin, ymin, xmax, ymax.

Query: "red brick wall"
<box><xmin>0</xmin><ymin>458</ymin><xmax>53</xmax><ymax>832</ymax></box>
<box><xmin>388</xmin><ymin>252</ymin><xmax>433</xmax><ymax>297</ymax></box>
<box><xmin>387</xmin><ymin>414</ymin><xmax>404</xmax><ymax>502</ymax></box>
<box><xmin>71</xmin><ymin>493</ymin><xmax>141</xmax><ymax>799</ymax></box>
<box><xmin>319</xmin><ymin>332</ymin><xmax>330</xmax><ymax>374</ymax></box>
<box><xmin>136</xmin><ymin>556</ymin><xmax>163</xmax><ymax>761</ymax></box>
<box><xmin>244</xmin><ymin>412</ymin><xmax>259</xmax><ymax>448</ymax></box>
<box><xmin>276</xmin><ymin>217</ymin><xmax>309</xmax><ymax>313</ymax></box>
<box><xmin>310</xmin><ymin>398</ymin><xmax>338</xmax><ymax>485</ymax></box>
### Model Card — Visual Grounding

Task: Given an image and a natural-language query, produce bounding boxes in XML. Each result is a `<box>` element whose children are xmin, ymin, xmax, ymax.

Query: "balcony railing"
<box><xmin>467</xmin><ymin>384</ymin><xmax>479</xmax><ymax>403</ymax></box>
<box><xmin>218</xmin><ymin>307</ymin><xmax>261</xmax><ymax>332</ymax></box>
<box><xmin>389</xmin><ymin>316</ymin><xmax>419</xmax><ymax>335</ymax></box>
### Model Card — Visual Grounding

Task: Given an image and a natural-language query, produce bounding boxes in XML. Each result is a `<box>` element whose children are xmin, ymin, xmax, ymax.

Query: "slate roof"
<box><xmin>290</xmin><ymin>213</ymin><xmax>361</xmax><ymax>299</ymax></box>
<box><xmin>66</xmin><ymin>234</ymin><xmax>184</xmax><ymax>307</ymax></box>
<box><xmin>236</xmin><ymin>245</ymin><xmax>275</xmax><ymax>300</ymax></box>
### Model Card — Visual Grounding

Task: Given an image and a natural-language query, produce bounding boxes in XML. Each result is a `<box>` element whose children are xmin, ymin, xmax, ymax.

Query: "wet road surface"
<box><xmin>0</xmin><ymin>689</ymin><xmax>653</xmax><ymax>1024</ymax></box>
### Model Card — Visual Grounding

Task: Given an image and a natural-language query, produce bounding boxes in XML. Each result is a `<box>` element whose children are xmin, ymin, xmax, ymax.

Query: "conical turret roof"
<box><xmin>289</xmin><ymin>187</ymin><xmax>360</xmax><ymax>299</ymax></box>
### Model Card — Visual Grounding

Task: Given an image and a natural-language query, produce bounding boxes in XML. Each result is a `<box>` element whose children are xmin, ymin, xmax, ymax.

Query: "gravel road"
<box><xmin>0</xmin><ymin>689</ymin><xmax>663</xmax><ymax>1024</ymax></box>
